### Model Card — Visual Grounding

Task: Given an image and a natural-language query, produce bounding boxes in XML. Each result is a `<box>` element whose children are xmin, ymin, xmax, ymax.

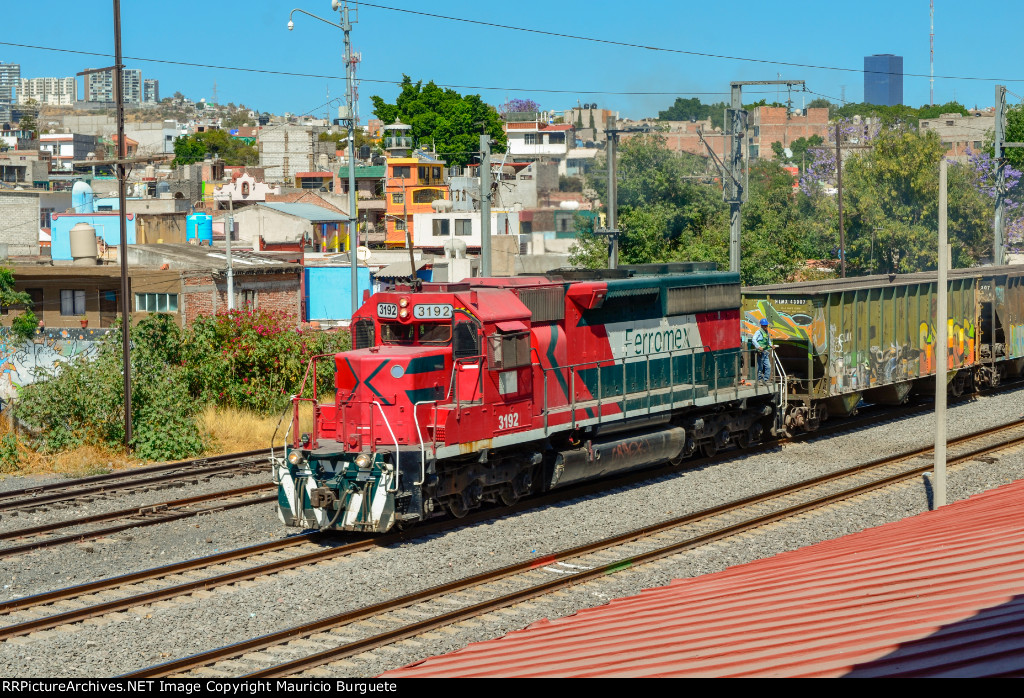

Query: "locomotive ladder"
<box><xmin>771</xmin><ymin>348</ymin><xmax>789</xmax><ymax>432</ymax></box>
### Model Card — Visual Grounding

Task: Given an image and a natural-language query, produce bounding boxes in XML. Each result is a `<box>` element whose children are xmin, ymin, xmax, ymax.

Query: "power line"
<box><xmin>0</xmin><ymin>41</ymin><xmax>777</xmax><ymax>96</ymax></box>
<box><xmin>357</xmin><ymin>2</ymin><xmax>1024</xmax><ymax>83</ymax></box>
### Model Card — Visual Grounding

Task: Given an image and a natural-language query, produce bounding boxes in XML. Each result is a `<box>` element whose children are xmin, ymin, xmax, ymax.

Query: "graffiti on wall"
<box><xmin>0</xmin><ymin>329</ymin><xmax>104</xmax><ymax>401</ymax></box>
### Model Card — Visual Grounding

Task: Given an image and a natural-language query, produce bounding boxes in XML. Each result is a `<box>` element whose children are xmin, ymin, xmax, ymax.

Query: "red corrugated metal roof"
<box><xmin>382</xmin><ymin>479</ymin><xmax>1024</xmax><ymax>678</ymax></box>
<box><xmin>541</xmin><ymin>124</ymin><xmax>574</xmax><ymax>132</ymax></box>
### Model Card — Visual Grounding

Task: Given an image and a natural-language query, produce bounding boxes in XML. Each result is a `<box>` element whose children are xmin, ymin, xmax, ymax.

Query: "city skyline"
<box><xmin>2</xmin><ymin>1</ymin><xmax>1022</xmax><ymax>122</ymax></box>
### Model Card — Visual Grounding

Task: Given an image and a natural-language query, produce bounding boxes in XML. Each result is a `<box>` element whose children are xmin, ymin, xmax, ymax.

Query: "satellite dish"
<box><xmin>355</xmin><ymin>246</ymin><xmax>371</xmax><ymax>262</ymax></box>
<box><xmin>783</xmin><ymin>147</ymin><xmax>793</xmax><ymax>159</ymax></box>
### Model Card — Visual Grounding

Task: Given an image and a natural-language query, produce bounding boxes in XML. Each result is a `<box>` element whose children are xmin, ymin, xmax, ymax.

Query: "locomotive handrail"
<box><xmin>372</xmin><ymin>401</ymin><xmax>400</xmax><ymax>494</ymax></box>
<box><xmin>292</xmin><ymin>353</ymin><xmax>340</xmax><ymax>450</ymax></box>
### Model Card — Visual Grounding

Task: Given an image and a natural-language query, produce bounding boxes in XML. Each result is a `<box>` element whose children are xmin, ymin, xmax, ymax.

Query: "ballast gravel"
<box><xmin>0</xmin><ymin>387</ymin><xmax>1022</xmax><ymax>678</ymax></box>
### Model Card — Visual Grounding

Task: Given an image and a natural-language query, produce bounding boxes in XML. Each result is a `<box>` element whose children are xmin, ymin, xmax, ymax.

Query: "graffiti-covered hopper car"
<box><xmin>742</xmin><ymin>266</ymin><xmax>1024</xmax><ymax>432</ymax></box>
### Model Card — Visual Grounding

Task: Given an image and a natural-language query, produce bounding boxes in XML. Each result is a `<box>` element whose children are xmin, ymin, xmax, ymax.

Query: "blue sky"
<box><xmin>3</xmin><ymin>1</ymin><xmax>1021</xmax><ymax>121</ymax></box>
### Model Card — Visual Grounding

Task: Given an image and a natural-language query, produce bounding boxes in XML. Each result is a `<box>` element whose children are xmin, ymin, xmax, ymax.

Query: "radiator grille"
<box><xmin>667</xmin><ymin>283</ymin><xmax>737</xmax><ymax>315</ymax></box>
<box><xmin>516</xmin><ymin>286</ymin><xmax>565</xmax><ymax>322</ymax></box>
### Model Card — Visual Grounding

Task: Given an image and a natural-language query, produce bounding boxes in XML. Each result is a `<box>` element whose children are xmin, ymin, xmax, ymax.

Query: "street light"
<box><xmin>288</xmin><ymin>3</ymin><xmax>360</xmax><ymax>317</ymax></box>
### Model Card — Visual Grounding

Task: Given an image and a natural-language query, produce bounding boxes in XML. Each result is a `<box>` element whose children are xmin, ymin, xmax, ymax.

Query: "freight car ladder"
<box><xmin>771</xmin><ymin>349</ymin><xmax>788</xmax><ymax>433</ymax></box>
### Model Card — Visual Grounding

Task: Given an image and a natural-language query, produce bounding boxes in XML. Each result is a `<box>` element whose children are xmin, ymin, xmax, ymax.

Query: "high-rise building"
<box><xmin>0</xmin><ymin>62</ymin><xmax>21</xmax><ymax>122</ymax></box>
<box><xmin>86</xmin><ymin>67</ymin><xmax>143</xmax><ymax>104</ymax></box>
<box><xmin>144</xmin><ymin>78</ymin><xmax>159</xmax><ymax>104</ymax></box>
<box><xmin>17</xmin><ymin>77</ymin><xmax>77</xmax><ymax>106</ymax></box>
<box><xmin>864</xmin><ymin>54</ymin><xmax>903</xmax><ymax>106</ymax></box>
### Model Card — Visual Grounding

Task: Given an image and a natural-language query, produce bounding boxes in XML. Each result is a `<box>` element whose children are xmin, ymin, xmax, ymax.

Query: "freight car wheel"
<box><xmin>447</xmin><ymin>497</ymin><xmax>468</xmax><ymax>519</ymax></box>
<box><xmin>700</xmin><ymin>441</ymin><xmax>717</xmax><ymax>458</ymax></box>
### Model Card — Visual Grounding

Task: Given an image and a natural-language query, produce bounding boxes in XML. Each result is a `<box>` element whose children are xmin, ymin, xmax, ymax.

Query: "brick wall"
<box><xmin>750</xmin><ymin>107</ymin><xmax>830</xmax><ymax>160</ymax></box>
<box><xmin>181</xmin><ymin>270</ymin><xmax>301</xmax><ymax>325</ymax></box>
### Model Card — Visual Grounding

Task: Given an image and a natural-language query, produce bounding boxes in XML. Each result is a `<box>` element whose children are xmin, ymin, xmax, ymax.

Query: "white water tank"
<box><xmin>69</xmin><ymin>222</ymin><xmax>98</xmax><ymax>266</ymax></box>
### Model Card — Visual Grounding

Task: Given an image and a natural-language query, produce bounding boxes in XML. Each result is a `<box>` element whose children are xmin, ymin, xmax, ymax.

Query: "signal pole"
<box><xmin>338</xmin><ymin>1</ymin><xmax>359</xmax><ymax>314</ymax></box>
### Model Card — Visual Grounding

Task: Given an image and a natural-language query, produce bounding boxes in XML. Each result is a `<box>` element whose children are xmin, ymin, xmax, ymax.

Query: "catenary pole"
<box><xmin>836</xmin><ymin>122</ymin><xmax>846</xmax><ymax>278</ymax></box>
<box><xmin>994</xmin><ymin>84</ymin><xmax>1006</xmax><ymax>266</ymax></box>
<box><xmin>606</xmin><ymin>118</ymin><xmax>619</xmax><ymax>269</ymax></box>
<box><xmin>480</xmin><ymin>134</ymin><xmax>491</xmax><ymax>277</ymax></box>
<box><xmin>113</xmin><ymin>0</ymin><xmax>132</xmax><ymax>449</ymax></box>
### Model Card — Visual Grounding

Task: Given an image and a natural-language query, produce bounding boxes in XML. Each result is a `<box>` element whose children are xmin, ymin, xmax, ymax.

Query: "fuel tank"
<box><xmin>548</xmin><ymin>426</ymin><xmax>686</xmax><ymax>489</ymax></box>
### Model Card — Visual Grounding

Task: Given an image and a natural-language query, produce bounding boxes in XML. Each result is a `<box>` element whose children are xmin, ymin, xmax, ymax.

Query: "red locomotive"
<box><xmin>275</xmin><ymin>264</ymin><xmax>776</xmax><ymax>532</ymax></box>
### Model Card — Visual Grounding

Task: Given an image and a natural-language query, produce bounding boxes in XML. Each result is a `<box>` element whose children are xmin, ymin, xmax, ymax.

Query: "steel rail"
<box><xmin>0</xmin><ymin>451</ymin><xmax>267</xmax><ymax>513</ymax></box>
<box><xmin>126</xmin><ymin>418</ymin><xmax>1024</xmax><ymax>678</ymax></box>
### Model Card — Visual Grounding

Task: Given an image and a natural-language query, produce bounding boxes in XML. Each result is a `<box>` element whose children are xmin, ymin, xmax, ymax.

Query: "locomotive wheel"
<box><xmin>735</xmin><ymin>431</ymin><xmax>750</xmax><ymax>449</ymax></box>
<box><xmin>700</xmin><ymin>441</ymin><xmax>717</xmax><ymax>458</ymax></box>
<box><xmin>499</xmin><ymin>485</ymin><xmax>519</xmax><ymax>506</ymax></box>
<box><xmin>447</xmin><ymin>497</ymin><xmax>468</xmax><ymax>518</ymax></box>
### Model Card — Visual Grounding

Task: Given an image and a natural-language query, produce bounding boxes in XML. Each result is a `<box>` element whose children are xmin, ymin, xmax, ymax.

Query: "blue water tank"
<box><xmin>186</xmin><ymin>212</ymin><xmax>214</xmax><ymax>246</ymax></box>
<box><xmin>71</xmin><ymin>180</ymin><xmax>94</xmax><ymax>214</ymax></box>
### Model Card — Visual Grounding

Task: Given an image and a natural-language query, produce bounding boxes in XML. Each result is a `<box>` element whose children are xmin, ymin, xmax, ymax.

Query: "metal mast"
<box><xmin>480</xmin><ymin>134</ymin><xmax>492</xmax><ymax>277</ymax></box>
<box><xmin>724</xmin><ymin>80</ymin><xmax>805</xmax><ymax>274</ymax></box>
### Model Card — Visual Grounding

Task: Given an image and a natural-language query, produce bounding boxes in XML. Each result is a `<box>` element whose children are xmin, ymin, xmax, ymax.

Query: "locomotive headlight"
<box><xmin>354</xmin><ymin>453</ymin><xmax>372</xmax><ymax>469</ymax></box>
<box><xmin>399</xmin><ymin>297</ymin><xmax>409</xmax><ymax>308</ymax></box>
<box><xmin>287</xmin><ymin>450</ymin><xmax>305</xmax><ymax>466</ymax></box>
<box><xmin>399</xmin><ymin>308</ymin><xmax>410</xmax><ymax>319</ymax></box>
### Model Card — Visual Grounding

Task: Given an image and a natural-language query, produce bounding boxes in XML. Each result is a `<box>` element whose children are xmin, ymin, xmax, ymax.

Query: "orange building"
<box><xmin>384</xmin><ymin>156</ymin><xmax>449</xmax><ymax>247</ymax></box>
<box><xmin>382</xmin><ymin>121</ymin><xmax>450</xmax><ymax>247</ymax></box>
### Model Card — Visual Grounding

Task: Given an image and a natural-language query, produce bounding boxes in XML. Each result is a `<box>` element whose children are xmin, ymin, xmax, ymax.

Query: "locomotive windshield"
<box><xmin>380</xmin><ymin>322</ymin><xmax>452</xmax><ymax>346</ymax></box>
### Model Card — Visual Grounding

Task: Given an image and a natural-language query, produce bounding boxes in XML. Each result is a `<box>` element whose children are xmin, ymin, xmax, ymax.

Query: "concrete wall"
<box><xmin>0</xmin><ymin>329</ymin><xmax>103</xmax><ymax>401</ymax></box>
<box><xmin>258</xmin><ymin>124</ymin><xmax>327</xmax><ymax>184</ymax></box>
<box><xmin>0</xmin><ymin>191</ymin><xmax>41</xmax><ymax>255</ymax></box>
<box><xmin>231</xmin><ymin>206</ymin><xmax>308</xmax><ymax>247</ymax></box>
<box><xmin>49</xmin><ymin>211</ymin><xmax>137</xmax><ymax>260</ymax></box>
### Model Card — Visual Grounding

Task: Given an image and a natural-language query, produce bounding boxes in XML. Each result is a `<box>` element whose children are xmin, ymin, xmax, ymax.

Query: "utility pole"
<box><xmin>934</xmin><ymin>158</ymin><xmax>948</xmax><ymax>508</ymax></box>
<box><xmin>480</xmin><ymin>134</ymin><xmax>492</xmax><ymax>277</ymax></box>
<box><xmin>113</xmin><ymin>0</ymin><xmax>132</xmax><ymax>449</ymax></box>
<box><xmin>836</xmin><ymin>122</ymin><xmax>846</xmax><ymax>277</ymax></box>
<box><xmin>723</xmin><ymin>80</ymin><xmax>805</xmax><ymax>274</ymax></box>
<box><xmin>338</xmin><ymin>0</ymin><xmax>359</xmax><ymax>314</ymax></box>
<box><xmin>226</xmin><ymin>188</ymin><xmax>235</xmax><ymax>309</ymax></box>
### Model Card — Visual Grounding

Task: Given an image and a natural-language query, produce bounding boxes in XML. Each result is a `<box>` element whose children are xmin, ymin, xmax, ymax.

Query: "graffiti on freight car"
<box><xmin>0</xmin><ymin>330</ymin><xmax>103</xmax><ymax>401</ymax></box>
<box><xmin>742</xmin><ymin>300</ymin><xmax>827</xmax><ymax>353</ymax></box>
<box><xmin>917</xmin><ymin>320</ymin><xmax>976</xmax><ymax>373</ymax></box>
<box><xmin>1009</xmin><ymin>325</ymin><xmax>1024</xmax><ymax>359</ymax></box>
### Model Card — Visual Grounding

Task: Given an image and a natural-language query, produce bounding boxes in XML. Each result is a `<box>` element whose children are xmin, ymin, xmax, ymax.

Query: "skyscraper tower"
<box><xmin>864</xmin><ymin>54</ymin><xmax>904</xmax><ymax>106</ymax></box>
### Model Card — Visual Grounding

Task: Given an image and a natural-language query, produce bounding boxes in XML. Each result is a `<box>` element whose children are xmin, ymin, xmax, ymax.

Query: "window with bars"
<box><xmin>135</xmin><ymin>293</ymin><xmax>179</xmax><ymax>313</ymax></box>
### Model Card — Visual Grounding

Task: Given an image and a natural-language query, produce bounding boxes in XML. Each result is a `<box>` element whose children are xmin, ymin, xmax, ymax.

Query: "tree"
<box><xmin>0</xmin><ymin>267</ymin><xmax>36</xmax><ymax>341</ymax></box>
<box><xmin>319</xmin><ymin>129</ymin><xmax>374</xmax><ymax>151</ymax></box>
<box><xmin>841</xmin><ymin>126</ymin><xmax>946</xmax><ymax>273</ymax></box>
<box><xmin>497</xmin><ymin>98</ymin><xmax>540</xmax><ymax>119</ymax></box>
<box><xmin>658</xmin><ymin>97</ymin><xmax>729</xmax><ymax>130</ymax></box>
<box><xmin>172</xmin><ymin>130</ymin><xmax>257</xmax><ymax>167</ymax></box>
<box><xmin>17</xmin><ymin>99</ymin><xmax>38</xmax><ymax>138</ymax></box>
<box><xmin>371</xmin><ymin>76</ymin><xmax>506</xmax><ymax>167</ymax></box>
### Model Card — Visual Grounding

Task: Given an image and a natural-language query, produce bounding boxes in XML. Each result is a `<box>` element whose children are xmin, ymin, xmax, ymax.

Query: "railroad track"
<box><xmin>0</xmin><ymin>450</ymin><xmax>268</xmax><ymax>516</ymax></box>
<box><xmin>0</xmin><ymin>483</ymin><xmax>276</xmax><ymax>559</ymax></box>
<box><xmin>108</xmin><ymin>417</ymin><xmax>1024</xmax><ymax>678</ymax></box>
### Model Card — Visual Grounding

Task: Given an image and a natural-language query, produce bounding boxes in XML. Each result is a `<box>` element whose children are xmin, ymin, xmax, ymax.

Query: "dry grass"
<box><xmin>0</xmin><ymin>417</ymin><xmax>141</xmax><ymax>478</ymax></box>
<box><xmin>0</xmin><ymin>397</ymin><xmax>336</xmax><ymax>479</ymax></box>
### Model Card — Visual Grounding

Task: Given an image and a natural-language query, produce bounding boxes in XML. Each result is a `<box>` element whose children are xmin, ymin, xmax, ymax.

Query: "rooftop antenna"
<box><xmin>930</xmin><ymin>0</ymin><xmax>935</xmax><ymax>105</ymax></box>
